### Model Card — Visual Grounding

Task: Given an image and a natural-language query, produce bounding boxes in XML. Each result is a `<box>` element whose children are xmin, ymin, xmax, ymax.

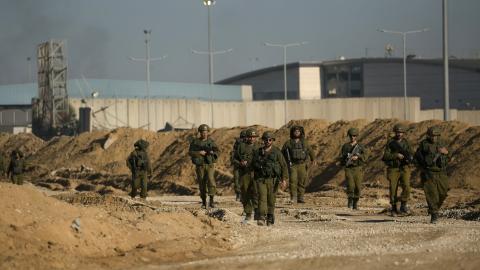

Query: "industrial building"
<box><xmin>218</xmin><ymin>58</ymin><xmax>480</xmax><ymax>110</ymax></box>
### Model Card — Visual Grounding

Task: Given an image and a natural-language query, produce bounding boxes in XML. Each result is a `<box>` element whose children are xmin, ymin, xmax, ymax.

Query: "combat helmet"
<box><xmin>427</xmin><ymin>126</ymin><xmax>441</xmax><ymax>137</ymax></box>
<box><xmin>290</xmin><ymin>125</ymin><xmax>305</xmax><ymax>138</ymax></box>
<box><xmin>246</xmin><ymin>128</ymin><xmax>259</xmax><ymax>137</ymax></box>
<box><xmin>393</xmin><ymin>123</ymin><xmax>407</xmax><ymax>133</ymax></box>
<box><xmin>198</xmin><ymin>124</ymin><xmax>209</xmax><ymax>132</ymax></box>
<box><xmin>240</xmin><ymin>130</ymin><xmax>247</xmax><ymax>138</ymax></box>
<box><xmin>134</xmin><ymin>139</ymin><xmax>149</xmax><ymax>150</ymax></box>
<box><xmin>261</xmin><ymin>131</ymin><xmax>275</xmax><ymax>141</ymax></box>
<box><xmin>347</xmin><ymin>128</ymin><xmax>359</xmax><ymax>136</ymax></box>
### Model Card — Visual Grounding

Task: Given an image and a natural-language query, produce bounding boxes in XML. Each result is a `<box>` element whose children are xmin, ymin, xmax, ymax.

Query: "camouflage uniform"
<box><xmin>339</xmin><ymin>128</ymin><xmax>368</xmax><ymax>209</ymax></box>
<box><xmin>231</xmin><ymin>130</ymin><xmax>247</xmax><ymax>201</ymax></box>
<box><xmin>382</xmin><ymin>124</ymin><xmax>413</xmax><ymax>215</ymax></box>
<box><xmin>189</xmin><ymin>124</ymin><xmax>219</xmax><ymax>208</ymax></box>
<box><xmin>282</xmin><ymin>125</ymin><xmax>315</xmax><ymax>203</ymax></box>
<box><xmin>0</xmin><ymin>153</ymin><xmax>6</xmax><ymax>179</ymax></box>
<box><xmin>232</xmin><ymin>128</ymin><xmax>261</xmax><ymax>222</ymax></box>
<box><xmin>7</xmin><ymin>150</ymin><xmax>25</xmax><ymax>185</ymax></box>
<box><xmin>415</xmin><ymin>127</ymin><xmax>451</xmax><ymax>224</ymax></box>
<box><xmin>252</xmin><ymin>131</ymin><xmax>288</xmax><ymax>226</ymax></box>
<box><xmin>126</xmin><ymin>139</ymin><xmax>152</xmax><ymax>199</ymax></box>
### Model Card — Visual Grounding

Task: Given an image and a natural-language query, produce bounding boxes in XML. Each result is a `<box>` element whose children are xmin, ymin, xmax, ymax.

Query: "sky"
<box><xmin>0</xmin><ymin>0</ymin><xmax>479</xmax><ymax>85</ymax></box>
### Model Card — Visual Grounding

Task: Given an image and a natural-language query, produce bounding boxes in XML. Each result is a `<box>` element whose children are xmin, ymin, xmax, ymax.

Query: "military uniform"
<box><xmin>415</xmin><ymin>127</ymin><xmax>450</xmax><ymax>224</ymax></box>
<box><xmin>231</xmin><ymin>130</ymin><xmax>247</xmax><ymax>201</ymax></box>
<box><xmin>382</xmin><ymin>124</ymin><xmax>413</xmax><ymax>215</ymax></box>
<box><xmin>189</xmin><ymin>124</ymin><xmax>219</xmax><ymax>208</ymax></box>
<box><xmin>282</xmin><ymin>126</ymin><xmax>315</xmax><ymax>203</ymax></box>
<box><xmin>233</xmin><ymin>128</ymin><xmax>260</xmax><ymax>222</ymax></box>
<box><xmin>0</xmin><ymin>153</ymin><xmax>6</xmax><ymax>179</ymax></box>
<box><xmin>339</xmin><ymin>128</ymin><xmax>368</xmax><ymax>209</ymax></box>
<box><xmin>127</xmin><ymin>139</ymin><xmax>152</xmax><ymax>199</ymax></box>
<box><xmin>7</xmin><ymin>150</ymin><xmax>25</xmax><ymax>185</ymax></box>
<box><xmin>252</xmin><ymin>131</ymin><xmax>288</xmax><ymax>226</ymax></box>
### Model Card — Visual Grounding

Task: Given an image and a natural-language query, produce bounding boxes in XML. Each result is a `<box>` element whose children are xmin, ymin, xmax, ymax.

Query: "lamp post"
<box><xmin>129</xmin><ymin>30</ymin><xmax>167</xmax><ymax>131</ymax></box>
<box><xmin>264</xmin><ymin>41</ymin><xmax>307</xmax><ymax>125</ymax></box>
<box><xmin>193</xmin><ymin>0</ymin><xmax>233</xmax><ymax>128</ymax></box>
<box><xmin>377</xmin><ymin>28</ymin><xmax>429</xmax><ymax>120</ymax></box>
<box><xmin>443</xmin><ymin>0</ymin><xmax>450</xmax><ymax>121</ymax></box>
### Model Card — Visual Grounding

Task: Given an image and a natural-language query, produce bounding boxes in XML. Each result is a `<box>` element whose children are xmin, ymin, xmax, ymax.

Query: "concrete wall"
<box><xmin>70</xmin><ymin>97</ymin><xmax>480</xmax><ymax>130</ymax></box>
<box><xmin>299</xmin><ymin>66</ymin><xmax>321</xmax><ymax>99</ymax></box>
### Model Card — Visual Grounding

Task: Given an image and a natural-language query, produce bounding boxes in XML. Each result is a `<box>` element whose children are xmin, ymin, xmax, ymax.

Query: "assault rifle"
<box><xmin>345</xmin><ymin>143</ymin><xmax>361</xmax><ymax>167</ymax></box>
<box><xmin>284</xmin><ymin>148</ymin><xmax>293</xmax><ymax>167</ymax></box>
<box><xmin>389</xmin><ymin>140</ymin><xmax>414</xmax><ymax>164</ymax></box>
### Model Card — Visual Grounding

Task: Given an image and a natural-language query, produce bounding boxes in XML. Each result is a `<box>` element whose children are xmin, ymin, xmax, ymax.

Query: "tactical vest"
<box><xmin>289</xmin><ymin>140</ymin><xmax>307</xmax><ymax>161</ymax></box>
<box><xmin>191</xmin><ymin>138</ymin><xmax>218</xmax><ymax>165</ymax></box>
<box><xmin>416</xmin><ymin>140</ymin><xmax>449</xmax><ymax>171</ymax></box>
<box><xmin>128</xmin><ymin>150</ymin><xmax>148</xmax><ymax>171</ymax></box>
<box><xmin>11</xmin><ymin>158</ymin><xmax>24</xmax><ymax>174</ymax></box>
<box><xmin>254</xmin><ymin>148</ymin><xmax>282</xmax><ymax>178</ymax></box>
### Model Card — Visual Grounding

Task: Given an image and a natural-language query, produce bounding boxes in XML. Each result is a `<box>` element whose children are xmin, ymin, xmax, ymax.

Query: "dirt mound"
<box><xmin>0</xmin><ymin>182</ymin><xmax>233</xmax><ymax>269</ymax></box>
<box><xmin>2</xmin><ymin>119</ymin><xmax>480</xmax><ymax>194</ymax></box>
<box><xmin>0</xmin><ymin>132</ymin><xmax>45</xmax><ymax>156</ymax></box>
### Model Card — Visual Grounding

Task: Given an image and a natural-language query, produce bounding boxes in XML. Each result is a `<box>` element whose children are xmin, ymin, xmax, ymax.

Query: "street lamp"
<box><xmin>442</xmin><ymin>0</ymin><xmax>450</xmax><ymax>121</ymax></box>
<box><xmin>377</xmin><ymin>28</ymin><xmax>429</xmax><ymax>120</ymax></box>
<box><xmin>129</xmin><ymin>30</ymin><xmax>167</xmax><ymax>131</ymax></box>
<box><xmin>264</xmin><ymin>41</ymin><xmax>307</xmax><ymax>125</ymax></box>
<box><xmin>194</xmin><ymin>0</ymin><xmax>233</xmax><ymax>128</ymax></box>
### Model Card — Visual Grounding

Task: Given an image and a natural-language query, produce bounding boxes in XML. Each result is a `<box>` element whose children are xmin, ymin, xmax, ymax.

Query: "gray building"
<box><xmin>218</xmin><ymin>58</ymin><xmax>480</xmax><ymax>109</ymax></box>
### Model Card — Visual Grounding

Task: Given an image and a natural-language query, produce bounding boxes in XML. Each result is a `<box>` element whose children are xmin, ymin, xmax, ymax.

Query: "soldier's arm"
<box><xmin>339</xmin><ymin>144</ymin><xmax>348</xmax><ymax>165</ymax></box>
<box><xmin>305</xmin><ymin>141</ymin><xmax>316</xmax><ymax>162</ymax></box>
<box><xmin>278</xmin><ymin>151</ymin><xmax>289</xmax><ymax>180</ymax></box>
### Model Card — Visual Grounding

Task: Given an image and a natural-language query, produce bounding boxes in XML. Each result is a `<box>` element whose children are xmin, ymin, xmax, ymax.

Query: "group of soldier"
<box><xmin>0</xmin><ymin>149</ymin><xmax>26</xmax><ymax>185</ymax></box>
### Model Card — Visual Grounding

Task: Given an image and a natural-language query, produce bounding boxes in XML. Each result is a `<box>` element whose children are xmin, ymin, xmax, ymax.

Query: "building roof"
<box><xmin>0</xmin><ymin>79</ymin><xmax>245</xmax><ymax>105</ymax></box>
<box><xmin>217</xmin><ymin>58</ymin><xmax>480</xmax><ymax>84</ymax></box>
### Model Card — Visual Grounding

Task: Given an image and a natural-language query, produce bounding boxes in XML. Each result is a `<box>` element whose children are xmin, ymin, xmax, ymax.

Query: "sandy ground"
<box><xmin>3</xmin><ymin>182</ymin><xmax>478</xmax><ymax>270</ymax></box>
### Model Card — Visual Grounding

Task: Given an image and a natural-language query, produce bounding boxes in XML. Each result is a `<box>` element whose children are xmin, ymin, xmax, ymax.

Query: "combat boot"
<box><xmin>253</xmin><ymin>208</ymin><xmax>260</xmax><ymax>220</ymax></box>
<box><xmin>297</xmin><ymin>197</ymin><xmax>305</xmax><ymax>204</ymax></box>
<box><xmin>201</xmin><ymin>197</ymin><xmax>207</xmax><ymax>209</ymax></box>
<box><xmin>352</xmin><ymin>198</ymin><xmax>359</xmax><ymax>210</ymax></box>
<box><xmin>267</xmin><ymin>214</ymin><xmax>275</xmax><ymax>226</ymax></box>
<box><xmin>257</xmin><ymin>217</ymin><xmax>266</xmax><ymax>226</ymax></box>
<box><xmin>347</xmin><ymin>198</ymin><xmax>353</xmax><ymax>209</ymax></box>
<box><xmin>430</xmin><ymin>213</ymin><xmax>438</xmax><ymax>224</ymax></box>
<box><xmin>390</xmin><ymin>203</ymin><xmax>398</xmax><ymax>217</ymax></box>
<box><xmin>400</xmin><ymin>201</ymin><xmax>410</xmax><ymax>215</ymax></box>
<box><xmin>242</xmin><ymin>213</ymin><xmax>252</xmax><ymax>224</ymax></box>
<box><xmin>290</xmin><ymin>196</ymin><xmax>297</xmax><ymax>204</ymax></box>
<box><xmin>235</xmin><ymin>192</ymin><xmax>241</xmax><ymax>202</ymax></box>
<box><xmin>209</xmin><ymin>195</ymin><xmax>216</xmax><ymax>208</ymax></box>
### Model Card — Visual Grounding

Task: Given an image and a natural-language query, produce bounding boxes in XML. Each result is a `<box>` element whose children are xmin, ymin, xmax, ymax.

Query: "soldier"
<box><xmin>126</xmin><ymin>139</ymin><xmax>152</xmax><ymax>200</ymax></box>
<box><xmin>382</xmin><ymin>123</ymin><xmax>414</xmax><ymax>216</ymax></box>
<box><xmin>252</xmin><ymin>131</ymin><xmax>288</xmax><ymax>226</ymax></box>
<box><xmin>339</xmin><ymin>128</ymin><xmax>368</xmax><ymax>210</ymax></box>
<box><xmin>189</xmin><ymin>124</ymin><xmax>219</xmax><ymax>209</ymax></box>
<box><xmin>0</xmin><ymin>152</ymin><xmax>6</xmax><ymax>179</ymax></box>
<box><xmin>233</xmin><ymin>128</ymin><xmax>260</xmax><ymax>223</ymax></box>
<box><xmin>415</xmin><ymin>127</ymin><xmax>451</xmax><ymax>224</ymax></box>
<box><xmin>7</xmin><ymin>149</ymin><xmax>25</xmax><ymax>185</ymax></box>
<box><xmin>231</xmin><ymin>130</ymin><xmax>247</xmax><ymax>201</ymax></box>
<box><xmin>282</xmin><ymin>125</ymin><xmax>316</xmax><ymax>203</ymax></box>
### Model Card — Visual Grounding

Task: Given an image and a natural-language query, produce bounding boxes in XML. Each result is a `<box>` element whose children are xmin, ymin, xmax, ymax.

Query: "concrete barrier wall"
<box><xmin>70</xmin><ymin>97</ymin><xmax>480</xmax><ymax>130</ymax></box>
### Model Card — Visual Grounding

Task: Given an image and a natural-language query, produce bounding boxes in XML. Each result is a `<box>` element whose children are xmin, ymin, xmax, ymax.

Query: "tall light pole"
<box><xmin>264</xmin><ymin>41</ymin><xmax>307</xmax><ymax>125</ymax></box>
<box><xmin>129</xmin><ymin>30</ymin><xmax>167</xmax><ymax>131</ymax></box>
<box><xmin>377</xmin><ymin>28</ymin><xmax>429</xmax><ymax>120</ymax></box>
<box><xmin>443</xmin><ymin>0</ymin><xmax>450</xmax><ymax>120</ymax></box>
<box><xmin>27</xmin><ymin>57</ymin><xmax>32</xmax><ymax>83</ymax></box>
<box><xmin>193</xmin><ymin>0</ymin><xmax>233</xmax><ymax>128</ymax></box>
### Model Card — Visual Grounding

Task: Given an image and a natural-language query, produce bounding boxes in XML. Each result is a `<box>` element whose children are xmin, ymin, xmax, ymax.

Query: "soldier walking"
<box><xmin>339</xmin><ymin>128</ymin><xmax>368</xmax><ymax>210</ymax></box>
<box><xmin>189</xmin><ymin>124</ymin><xmax>219</xmax><ymax>209</ymax></box>
<box><xmin>415</xmin><ymin>127</ymin><xmax>451</xmax><ymax>224</ymax></box>
<box><xmin>252</xmin><ymin>131</ymin><xmax>288</xmax><ymax>226</ymax></box>
<box><xmin>7</xmin><ymin>149</ymin><xmax>25</xmax><ymax>185</ymax></box>
<box><xmin>282</xmin><ymin>125</ymin><xmax>316</xmax><ymax>204</ymax></box>
<box><xmin>382</xmin><ymin>124</ymin><xmax>413</xmax><ymax>216</ymax></box>
<box><xmin>126</xmin><ymin>139</ymin><xmax>152</xmax><ymax>199</ymax></box>
<box><xmin>233</xmin><ymin>128</ymin><xmax>260</xmax><ymax>223</ymax></box>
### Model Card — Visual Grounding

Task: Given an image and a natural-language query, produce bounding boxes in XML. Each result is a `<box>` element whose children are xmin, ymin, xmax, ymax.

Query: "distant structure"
<box><xmin>34</xmin><ymin>40</ymin><xmax>69</xmax><ymax>136</ymax></box>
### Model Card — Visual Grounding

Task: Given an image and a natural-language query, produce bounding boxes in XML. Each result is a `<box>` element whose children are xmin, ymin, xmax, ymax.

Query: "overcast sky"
<box><xmin>1</xmin><ymin>0</ymin><xmax>479</xmax><ymax>85</ymax></box>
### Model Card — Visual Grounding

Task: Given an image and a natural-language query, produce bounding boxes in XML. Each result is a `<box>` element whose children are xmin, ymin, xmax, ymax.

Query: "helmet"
<box><xmin>427</xmin><ymin>127</ymin><xmax>441</xmax><ymax>136</ymax></box>
<box><xmin>240</xmin><ymin>130</ymin><xmax>247</xmax><ymax>138</ymax></box>
<box><xmin>261</xmin><ymin>131</ymin><xmax>275</xmax><ymax>141</ymax></box>
<box><xmin>246</xmin><ymin>128</ymin><xmax>259</xmax><ymax>137</ymax></box>
<box><xmin>393</xmin><ymin>123</ymin><xmax>407</xmax><ymax>133</ymax></box>
<box><xmin>347</xmin><ymin>128</ymin><xmax>359</xmax><ymax>136</ymax></box>
<box><xmin>134</xmin><ymin>139</ymin><xmax>149</xmax><ymax>150</ymax></box>
<box><xmin>290</xmin><ymin>125</ymin><xmax>305</xmax><ymax>138</ymax></box>
<box><xmin>198</xmin><ymin>124</ymin><xmax>209</xmax><ymax>132</ymax></box>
